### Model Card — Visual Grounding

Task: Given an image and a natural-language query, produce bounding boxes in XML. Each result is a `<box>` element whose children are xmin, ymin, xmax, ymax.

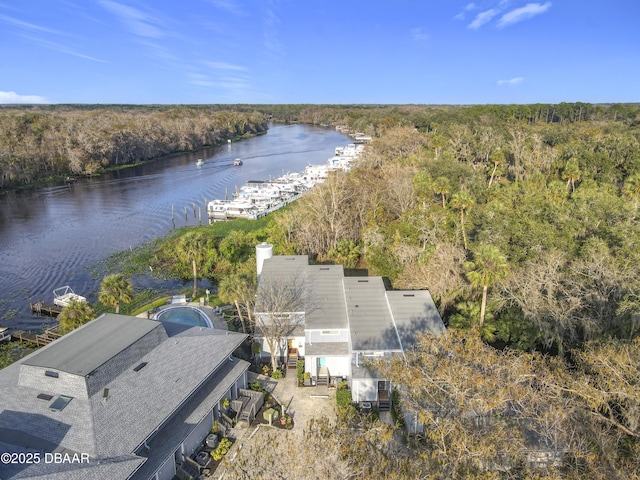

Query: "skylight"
<box><xmin>37</xmin><ymin>393</ymin><xmax>53</xmax><ymax>401</ymax></box>
<box><xmin>44</xmin><ymin>370</ymin><xmax>59</xmax><ymax>378</ymax></box>
<box><xmin>50</xmin><ymin>395</ymin><xmax>73</xmax><ymax>412</ymax></box>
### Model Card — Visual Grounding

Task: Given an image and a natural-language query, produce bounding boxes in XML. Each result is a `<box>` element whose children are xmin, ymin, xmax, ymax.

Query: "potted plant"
<box><xmin>303</xmin><ymin>372</ymin><xmax>312</xmax><ymax>387</ymax></box>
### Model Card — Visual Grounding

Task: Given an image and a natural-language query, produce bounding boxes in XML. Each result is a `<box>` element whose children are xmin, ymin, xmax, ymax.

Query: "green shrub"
<box><xmin>336</xmin><ymin>388</ymin><xmax>352</xmax><ymax>409</ymax></box>
<box><xmin>271</xmin><ymin>368</ymin><xmax>283</xmax><ymax>379</ymax></box>
<box><xmin>210</xmin><ymin>437</ymin><xmax>232</xmax><ymax>461</ymax></box>
<box><xmin>296</xmin><ymin>359</ymin><xmax>305</xmax><ymax>384</ymax></box>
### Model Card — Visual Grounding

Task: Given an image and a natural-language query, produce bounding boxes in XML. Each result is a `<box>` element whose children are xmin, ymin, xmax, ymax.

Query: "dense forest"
<box><xmin>137</xmin><ymin>102</ymin><xmax>640</xmax><ymax>478</ymax></box>
<box><xmin>6</xmin><ymin>102</ymin><xmax>640</xmax><ymax>477</ymax></box>
<box><xmin>0</xmin><ymin>105</ymin><xmax>267</xmax><ymax>189</ymax></box>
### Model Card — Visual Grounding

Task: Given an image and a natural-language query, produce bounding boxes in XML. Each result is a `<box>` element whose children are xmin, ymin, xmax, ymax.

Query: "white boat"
<box><xmin>0</xmin><ymin>327</ymin><xmax>10</xmax><ymax>344</ymax></box>
<box><xmin>207</xmin><ymin>199</ymin><xmax>258</xmax><ymax>221</ymax></box>
<box><xmin>206</xmin><ymin>141</ymin><xmax>365</xmax><ymax>223</ymax></box>
<box><xmin>53</xmin><ymin>286</ymin><xmax>86</xmax><ymax>308</ymax></box>
<box><xmin>196</xmin><ymin>159</ymin><xmax>204</xmax><ymax>167</ymax></box>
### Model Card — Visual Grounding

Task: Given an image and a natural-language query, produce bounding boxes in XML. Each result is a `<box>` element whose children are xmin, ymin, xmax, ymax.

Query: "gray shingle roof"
<box><xmin>386</xmin><ymin>290</ymin><xmax>445</xmax><ymax>348</ymax></box>
<box><xmin>23</xmin><ymin>314</ymin><xmax>161</xmax><ymax>376</ymax></box>
<box><xmin>305</xmin><ymin>265</ymin><xmax>348</xmax><ymax>329</ymax></box>
<box><xmin>344</xmin><ymin>277</ymin><xmax>401</xmax><ymax>351</ymax></box>
<box><xmin>0</xmin><ymin>315</ymin><xmax>248</xmax><ymax>480</ymax></box>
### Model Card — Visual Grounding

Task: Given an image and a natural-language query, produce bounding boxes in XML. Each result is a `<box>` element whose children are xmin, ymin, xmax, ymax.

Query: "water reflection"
<box><xmin>0</xmin><ymin>124</ymin><xmax>349</xmax><ymax>329</ymax></box>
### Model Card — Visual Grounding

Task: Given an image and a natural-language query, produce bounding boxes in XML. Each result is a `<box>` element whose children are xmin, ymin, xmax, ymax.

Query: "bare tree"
<box><xmin>254</xmin><ymin>275</ymin><xmax>313</xmax><ymax>371</ymax></box>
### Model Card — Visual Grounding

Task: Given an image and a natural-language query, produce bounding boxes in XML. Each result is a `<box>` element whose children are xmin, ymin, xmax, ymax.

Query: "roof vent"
<box><xmin>103</xmin><ymin>388</ymin><xmax>109</xmax><ymax>398</ymax></box>
<box><xmin>133</xmin><ymin>362</ymin><xmax>148</xmax><ymax>372</ymax></box>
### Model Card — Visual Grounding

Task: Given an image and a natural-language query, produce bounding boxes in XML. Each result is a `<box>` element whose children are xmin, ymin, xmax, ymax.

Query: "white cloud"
<box><xmin>209</xmin><ymin>0</ymin><xmax>248</xmax><ymax>16</ymax></box>
<box><xmin>99</xmin><ymin>0</ymin><xmax>164</xmax><ymax>38</ymax></box>
<box><xmin>0</xmin><ymin>13</ymin><xmax>62</xmax><ymax>34</ymax></box>
<box><xmin>498</xmin><ymin>2</ymin><xmax>551</xmax><ymax>28</ymax></box>
<box><xmin>205</xmin><ymin>61</ymin><xmax>247</xmax><ymax>71</ymax></box>
<box><xmin>411</xmin><ymin>27</ymin><xmax>429</xmax><ymax>41</ymax></box>
<box><xmin>468</xmin><ymin>9</ymin><xmax>499</xmax><ymax>29</ymax></box>
<box><xmin>0</xmin><ymin>91</ymin><xmax>50</xmax><ymax>104</ymax></box>
<box><xmin>497</xmin><ymin>77</ymin><xmax>524</xmax><ymax>86</ymax></box>
<box><xmin>455</xmin><ymin>3</ymin><xmax>477</xmax><ymax>20</ymax></box>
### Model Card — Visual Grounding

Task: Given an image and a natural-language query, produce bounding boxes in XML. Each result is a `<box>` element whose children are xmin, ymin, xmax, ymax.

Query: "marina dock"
<box><xmin>207</xmin><ymin>141</ymin><xmax>365</xmax><ymax>223</ymax></box>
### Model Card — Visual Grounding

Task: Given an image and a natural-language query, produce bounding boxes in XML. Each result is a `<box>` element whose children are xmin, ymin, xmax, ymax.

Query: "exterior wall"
<box><xmin>183</xmin><ymin>410</ymin><xmax>213</xmax><ymax>457</ymax></box>
<box><xmin>306</xmin><ymin>355</ymin><xmax>350</xmax><ymax>378</ymax></box>
<box><xmin>351</xmin><ymin>379</ymin><xmax>378</xmax><ymax>403</ymax></box>
<box><xmin>324</xmin><ymin>357</ymin><xmax>349</xmax><ymax>378</ymax></box>
<box><xmin>156</xmin><ymin>456</ymin><xmax>176</xmax><ymax>480</ymax></box>
<box><xmin>306</xmin><ymin>329</ymin><xmax>349</xmax><ymax>344</ymax></box>
<box><xmin>257</xmin><ymin>336</ymin><xmax>304</xmax><ymax>362</ymax></box>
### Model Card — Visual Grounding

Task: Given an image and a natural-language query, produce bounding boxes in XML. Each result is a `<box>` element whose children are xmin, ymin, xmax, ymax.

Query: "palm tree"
<box><xmin>450</xmin><ymin>190</ymin><xmax>475</xmax><ymax>250</ymax></box>
<box><xmin>465</xmin><ymin>245</ymin><xmax>509</xmax><ymax>328</ymax></box>
<box><xmin>562</xmin><ymin>158</ymin><xmax>581</xmax><ymax>193</ymax></box>
<box><xmin>622</xmin><ymin>173</ymin><xmax>640</xmax><ymax>216</ymax></box>
<box><xmin>218</xmin><ymin>270</ymin><xmax>256</xmax><ymax>334</ymax></box>
<box><xmin>175</xmin><ymin>231</ymin><xmax>206</xmax><ymax>299</ymax></box>
<box><xmin>433</xmin><ymin>176</ymin><xmax>450</xmax><ymax>208</ymax></box>
<box><xmin>488</xmin><ymin>148</ymin><xmax>505</xmax><ymax>188</ymax></box>
<box><xmin>98</xmin><ymin>273</ymin><xmax>133</xmax><ymax>314</ymax></box>
<box><xmin>449</xmin><ymin>301</ymin><xmax>497</xmax><ymax>342</ymax></box>
<box><xmin>59</xmin><ymin>300</ymin><xmax>95</xmax><ymax>334</ymax></box>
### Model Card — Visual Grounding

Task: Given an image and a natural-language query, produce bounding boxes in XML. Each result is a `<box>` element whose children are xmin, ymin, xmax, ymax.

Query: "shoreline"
<box><xmin>0</xmin><ymin>130</ymin><xmax>267</xmax><ymax>196</ymax></box>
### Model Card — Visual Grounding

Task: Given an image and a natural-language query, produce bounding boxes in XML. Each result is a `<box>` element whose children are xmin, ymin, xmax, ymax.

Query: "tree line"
<box><xmin>0</xmin><ymin>105</ymin><xmax>267</xmax><ymax>190</ymax></box>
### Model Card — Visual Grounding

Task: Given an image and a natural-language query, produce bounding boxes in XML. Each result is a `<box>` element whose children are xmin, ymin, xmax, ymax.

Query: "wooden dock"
<box><xmin>30</xmin><ymin>302</ymin><xmax>63</xmax><ymax>317</ymax></box>
<box><xmin>5</xmin><ymin>323</ymin><xmax>62</xmax><ymax>347</ymax></box>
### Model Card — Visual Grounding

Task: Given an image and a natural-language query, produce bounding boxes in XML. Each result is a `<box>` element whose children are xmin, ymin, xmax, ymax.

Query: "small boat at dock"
<box><xmin>0</xmin><ymin>327</ymin><xmax>10</xmax><ymax>344</ymax></box>
<box><xmin>233</xmin><ymin>158</ymin><xmax>243</xmax><ymax>166</ymax></box>
<box><xmin>53</xmin><ymin>286</ymin><xmax>86</xmax><ymax>308</ymax></box>
<box><xmin>196</xmin><ymin>159</ymin><xmax>204</xmax><ymax>167</ymax></box>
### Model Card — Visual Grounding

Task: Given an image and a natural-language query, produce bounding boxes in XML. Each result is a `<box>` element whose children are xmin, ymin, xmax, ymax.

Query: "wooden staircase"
<box><xmin>316</xmin><ymin>366</ymin><xmax>329</xmax><ymax>386</ymax></box>
<box><xmin>287</xmin><ymin>348</ymin><xmax>299</xmax><ymax>368</ymax></box>
<box><xmin>378</xmin><ymin>382</ymin><xmax>391</xmax><ymax>412</ymax></box>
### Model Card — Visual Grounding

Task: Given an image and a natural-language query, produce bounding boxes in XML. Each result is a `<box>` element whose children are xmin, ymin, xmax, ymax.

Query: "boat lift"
<box><xmin>53</xmin><ymin>286</ymin><xmax>87</xmax><ymax>308</ymax></box>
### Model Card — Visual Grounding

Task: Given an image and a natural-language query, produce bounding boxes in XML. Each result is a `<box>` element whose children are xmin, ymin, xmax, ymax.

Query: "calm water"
<box><xmin>0</xmin><ymin>124</ymin><xmax>349</xmax><ymax>329</ymax></box>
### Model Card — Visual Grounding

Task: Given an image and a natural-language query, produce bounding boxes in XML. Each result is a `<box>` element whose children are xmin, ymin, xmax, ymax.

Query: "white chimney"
<box><xmin>256</xmin><ymin>242</ymin><xmax>273</xmax><ymax>282</ymax></box>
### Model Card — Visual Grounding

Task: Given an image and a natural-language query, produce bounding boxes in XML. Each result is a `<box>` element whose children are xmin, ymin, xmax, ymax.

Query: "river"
<box><xmin>0</xmin><ymin>123</ymin><xmax>350</xmax><ymax>330</ymax></box>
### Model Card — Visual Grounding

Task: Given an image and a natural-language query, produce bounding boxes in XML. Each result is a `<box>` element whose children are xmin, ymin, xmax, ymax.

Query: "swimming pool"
<box><xmin>154</xmin><ymin>306</ymin><xmax>213</xmax><ymax>328</ymax></box>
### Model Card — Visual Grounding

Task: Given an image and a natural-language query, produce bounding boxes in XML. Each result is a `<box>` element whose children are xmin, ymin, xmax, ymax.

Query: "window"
<box><xmin>50</xmin><ymin>395</ymin><xmax>73</xmax><ymax>412</ymax></box>
<box><xmin>37</xmin><ymin>393</ymin><xmax>53</xmax><ymax>401</ymax></box>
<box><xmin>45</xmin><ymin>370</ymin><xmax>59</xmax><ymax>378</ymax></box>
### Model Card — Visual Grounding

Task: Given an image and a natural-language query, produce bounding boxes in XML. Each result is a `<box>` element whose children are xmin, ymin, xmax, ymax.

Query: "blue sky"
<box><xmin>1</xmin><ymin>1</ymin><xmax>638</xmax><ymax>104</ymax></box>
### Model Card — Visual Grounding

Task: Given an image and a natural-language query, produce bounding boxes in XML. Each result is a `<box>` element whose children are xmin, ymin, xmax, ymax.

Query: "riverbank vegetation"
<box><xmin>53</xmin><ymin>102</ymin><xmax>640</xmax><ymax>477</ymax></box>
<box><xmin>119</xmin><ymin>102</ymin><xmax>640</xmax><ymax>478</ymax></box>
<box><xmin>0</xmin><ymin>105</ymin><xmax>267</xmax><ymax>191</ymax></box>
